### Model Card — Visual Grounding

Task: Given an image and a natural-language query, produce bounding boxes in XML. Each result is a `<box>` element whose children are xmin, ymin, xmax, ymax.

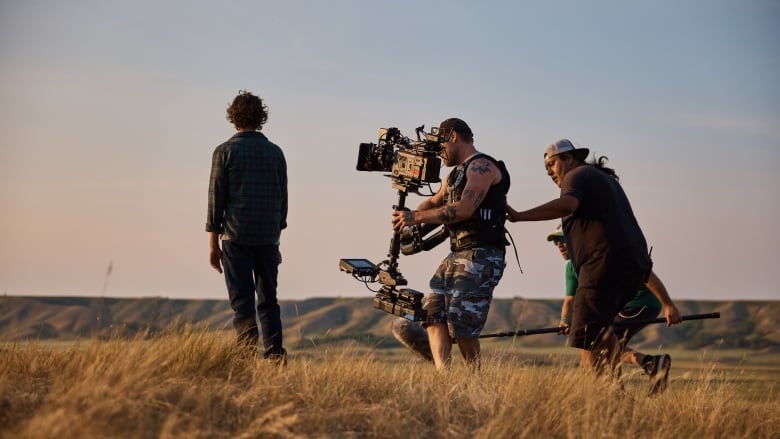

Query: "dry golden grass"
<box><xmin>1</xmin><ymin>325</ymin><xmax>778</xmax><ymax>439</ymax></box>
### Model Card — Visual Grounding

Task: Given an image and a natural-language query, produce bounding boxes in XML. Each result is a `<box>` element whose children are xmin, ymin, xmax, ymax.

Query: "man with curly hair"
<box><xmin>206</xmin><ymin>90</ymin><xmax>288</xmax><ymax>363</ymax></box>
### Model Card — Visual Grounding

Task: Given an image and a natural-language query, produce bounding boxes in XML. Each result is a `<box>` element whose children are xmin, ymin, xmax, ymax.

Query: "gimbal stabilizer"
<box><xmin>341</xmin><ymin>124</ymin><xmax>449</xmax><ymax>321</ymax></box>
<box><xmin>339</xmin><ymin>179</ymin><xmax>447</xmax><ymax>321</ymax></box>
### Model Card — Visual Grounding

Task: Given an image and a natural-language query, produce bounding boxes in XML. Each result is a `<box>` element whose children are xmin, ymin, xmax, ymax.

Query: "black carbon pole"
<box><xmin>478</xmin><ymin>312</ymin><xmax>721</xmax><ymax>339</ymax></box>
<box><xmin>613</xmin><ymin>312</ymin><xmax>721</xmax><ymax>327</ymax></box>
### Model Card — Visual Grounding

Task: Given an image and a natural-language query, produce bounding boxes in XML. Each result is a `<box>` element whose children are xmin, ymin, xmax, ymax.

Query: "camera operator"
<box><xmin>391</xmin><ymin>118</ymin><xmax>510</xmax><ymax>370</ymax></box>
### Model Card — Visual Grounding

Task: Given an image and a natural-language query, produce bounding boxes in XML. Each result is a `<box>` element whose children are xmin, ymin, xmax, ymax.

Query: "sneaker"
<box><xmin>647</xmin><ymin>354</ymin><xmax>671</xmax><ymax>396</ymax></box>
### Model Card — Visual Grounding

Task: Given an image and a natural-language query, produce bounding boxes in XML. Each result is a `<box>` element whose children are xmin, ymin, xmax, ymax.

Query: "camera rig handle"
<box><xmin>385</xmin><ymin>189</ymin><xmax>409</xmax><ymax>285</ymax></box>
<box><xmin>368</xmin><ymin>187</ymin><xmax>429</xmax><ymax>322</ymax></box>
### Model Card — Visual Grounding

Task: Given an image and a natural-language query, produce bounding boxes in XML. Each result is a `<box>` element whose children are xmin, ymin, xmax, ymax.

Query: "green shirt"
<box><xmin>564</xmin><ymin>260</ymin><xmax>660</xmax><ymax>309</ymax></box>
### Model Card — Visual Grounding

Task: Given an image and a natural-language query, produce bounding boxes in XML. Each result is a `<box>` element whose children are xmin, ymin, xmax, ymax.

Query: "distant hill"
<box><xmin>1</xmin><ymin>296</ymin><xmax>777</xmax><ymax>351</ymax></box>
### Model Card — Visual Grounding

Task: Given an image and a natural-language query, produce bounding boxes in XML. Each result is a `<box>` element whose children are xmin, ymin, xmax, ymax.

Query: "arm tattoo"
<box><xmin>436</xmin><ymin>205</ymin><xmax>458</xmax><ymax>223</ymax></box>
<box><xmin>473</xmin><ymin>189</ymin><xmax>486</xmax><ymax>207</ymax></box>
<box><xmin>469</xmin><ymin>159</ymin><xmax>492</xmax><ymax>175</ymax></box>
<box><xmin>463</xmin><ymin>189</ymin><xmax>486</xmax><ymax>208</ymax></box>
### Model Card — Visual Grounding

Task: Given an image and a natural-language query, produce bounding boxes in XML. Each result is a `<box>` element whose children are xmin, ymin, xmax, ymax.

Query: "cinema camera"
<box><xmin>339</xmin><ymin>125</ymin><xmax>449</xmax><ymax>321</ymax></box>
<box><xmin>356</xmin><ymin>126</ymin><xmax>444</xmax><ymax>192</ymax></box>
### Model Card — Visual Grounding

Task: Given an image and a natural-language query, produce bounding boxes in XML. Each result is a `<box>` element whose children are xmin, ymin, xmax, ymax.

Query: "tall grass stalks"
<box><xmin>1</xmin><ymin>325</ymin><xmax>777</xmax><ymax>438</ymax></box>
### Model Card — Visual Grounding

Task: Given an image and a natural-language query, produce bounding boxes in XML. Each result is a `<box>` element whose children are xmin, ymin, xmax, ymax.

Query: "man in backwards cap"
<box><xmin>507</xmin><ymin>139</ymin><xmax>681</xmax><ymax>380</ymax></box>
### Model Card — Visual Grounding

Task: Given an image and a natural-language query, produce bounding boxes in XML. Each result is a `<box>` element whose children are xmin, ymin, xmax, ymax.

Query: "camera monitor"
<box><xmin>339</xmin><ymin>258</ymin><xmax>378</xmax><ymax>277</ymax></box>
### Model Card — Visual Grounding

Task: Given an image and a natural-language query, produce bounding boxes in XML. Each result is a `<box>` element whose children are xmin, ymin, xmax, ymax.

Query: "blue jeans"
<box><xmin>221</xmin><ymin>240</ymin><xmax>284</xmax><ymax>357</ymax></box>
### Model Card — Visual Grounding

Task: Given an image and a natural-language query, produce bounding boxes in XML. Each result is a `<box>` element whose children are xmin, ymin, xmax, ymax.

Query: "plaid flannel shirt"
<box><xmin>206</xmin><ymin>131</ymin><xmax>288</xmax><ymax>245</ymax></box>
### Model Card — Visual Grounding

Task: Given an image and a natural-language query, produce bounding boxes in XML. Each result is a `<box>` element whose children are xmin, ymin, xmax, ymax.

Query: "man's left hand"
<box><xmin>391</xmin><ymin>210</ymin><xmax>416</xmax><ymax>231</ymax></box>
<box><xmin>209</xmin><ymin>247</ymin><xmax>223</xmax><ymax>274</ymax></box>
<box><xmin>663</xmin><ymin>304</ymin><xmax>682</xmax><ymax>326</ymax></box>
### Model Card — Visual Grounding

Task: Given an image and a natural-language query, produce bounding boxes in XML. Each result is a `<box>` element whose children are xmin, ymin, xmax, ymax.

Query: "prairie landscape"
<box><xmin>2</xmin><ymin>323</ymin><xmax>778</xmax><ymax>439</ymax></box>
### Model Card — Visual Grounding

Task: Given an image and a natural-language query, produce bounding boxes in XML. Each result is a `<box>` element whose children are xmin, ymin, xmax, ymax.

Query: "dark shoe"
<box><xmin>263</xmin><ymin>348</ymin><xmax>287</xmax><ymax>366</ymax></box>
<box><xmin>647</xmin><ymin>354</ymin><xmax>671</xmax><ymax>396</ymax></box>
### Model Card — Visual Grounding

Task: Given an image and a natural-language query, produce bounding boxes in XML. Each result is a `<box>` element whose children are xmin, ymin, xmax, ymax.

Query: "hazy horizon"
<box><xmin>1</xmin><ymin>1</ymin><xmax>778</xmax><ymax>302</ymax></box>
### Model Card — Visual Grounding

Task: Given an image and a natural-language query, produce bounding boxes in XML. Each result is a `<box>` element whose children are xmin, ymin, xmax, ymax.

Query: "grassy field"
<box><xmin>1</xmin><ymin>326</ymin><xmax>778</xmax><ymax>439</ymax></box>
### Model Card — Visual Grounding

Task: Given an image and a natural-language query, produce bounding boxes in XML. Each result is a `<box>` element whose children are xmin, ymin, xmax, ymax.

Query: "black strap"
<box><xmin>505</xmin><ymin>228</ymin><xmax>523</xmax><ymax>274</ymax></box>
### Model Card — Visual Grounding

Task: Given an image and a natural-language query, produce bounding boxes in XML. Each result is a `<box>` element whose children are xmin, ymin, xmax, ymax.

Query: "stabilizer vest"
<box><xmin>444</xmin><ymin>153</ymin><xmax>510</xmax><ymax>251</ymax></box>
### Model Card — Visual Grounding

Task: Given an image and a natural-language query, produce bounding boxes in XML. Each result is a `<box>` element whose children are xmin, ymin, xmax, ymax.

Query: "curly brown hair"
<box><xmin>226</xmin><ymin>90</ymin><xmax>268</xmax><ymax>130</ymax></box>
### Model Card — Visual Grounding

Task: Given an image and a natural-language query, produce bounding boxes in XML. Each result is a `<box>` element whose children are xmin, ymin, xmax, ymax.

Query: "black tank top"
<box><xmin>444</xmin><ymin>153</ymin><xmax>510</xmax><ymax>251</ymax></box>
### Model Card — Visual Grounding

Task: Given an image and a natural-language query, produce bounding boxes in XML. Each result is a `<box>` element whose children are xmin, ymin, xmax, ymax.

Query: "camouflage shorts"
<box><xmin>423</xmin><ymin>247</ymin><xmax>506</xmax><ymax>339</ymax></box>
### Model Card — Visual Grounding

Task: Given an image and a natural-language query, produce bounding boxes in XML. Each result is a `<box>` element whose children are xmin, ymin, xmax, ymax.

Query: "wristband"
<box><xmin>560</xmin><ymin>317</ymin><xmax>571</xmax><ymax>324</ymax></box>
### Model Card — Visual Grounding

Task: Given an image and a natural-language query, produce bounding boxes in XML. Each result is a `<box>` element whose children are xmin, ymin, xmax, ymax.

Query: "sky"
<box><xmin>1</xmin><ymin>0</ymin><xmax>778</xmax><ymax>303</ymax></box>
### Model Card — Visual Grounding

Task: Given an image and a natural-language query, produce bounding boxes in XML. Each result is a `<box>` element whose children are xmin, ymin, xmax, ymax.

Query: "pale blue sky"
<box><xmin>1</xmin><ymin>0</ymin><xmax>778</xmax><ymax>301</ymax></box>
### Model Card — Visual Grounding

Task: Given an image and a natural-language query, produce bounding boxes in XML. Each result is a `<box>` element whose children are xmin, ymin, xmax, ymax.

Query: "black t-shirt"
<box><xmin>560</xmin><ymin>164</ymin><xmax>651</xmax><ymax>288</ymax></box>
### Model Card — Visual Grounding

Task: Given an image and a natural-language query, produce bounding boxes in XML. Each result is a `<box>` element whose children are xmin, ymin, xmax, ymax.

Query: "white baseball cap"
<box><xmin>544</xmin><ymin>139</ymin><xmax>589</xmax><ymax>162</ymax></box>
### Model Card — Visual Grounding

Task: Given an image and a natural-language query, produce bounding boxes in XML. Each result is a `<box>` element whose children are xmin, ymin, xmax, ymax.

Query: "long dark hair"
<box><xmin>588</xmin><ymin>155</ymin><xmax>619</xmax><ymax>181</ymax></box>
